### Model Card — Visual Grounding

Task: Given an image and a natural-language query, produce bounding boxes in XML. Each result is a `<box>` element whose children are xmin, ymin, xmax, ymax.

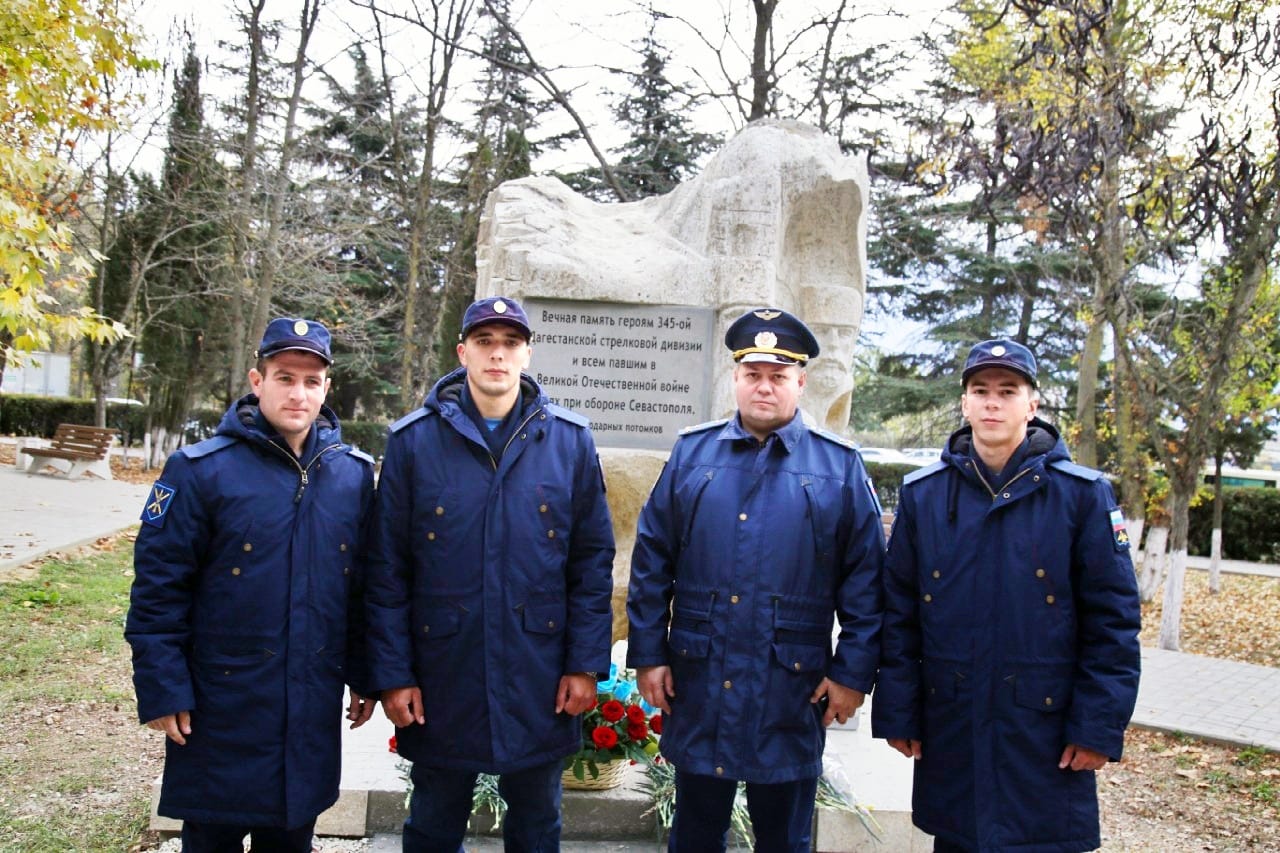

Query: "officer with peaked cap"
<box><xmin>873</xmin><ymin>338</ymin><xmax>1141</xmax><ymax>852</ymax></box>
<box><xmin>627</xmin><ymin>307</ymin><xmax>885</xmax><ymax>852</ymax></box>
<box><xmin>366</xmin><ymin>295</ymin><xmax>615</xmax><ymax>851</ymax></box>
<box><xmin>127</xmin><ymin>318</ymin><xmax>376</xmax><ymax>851</ymax></box>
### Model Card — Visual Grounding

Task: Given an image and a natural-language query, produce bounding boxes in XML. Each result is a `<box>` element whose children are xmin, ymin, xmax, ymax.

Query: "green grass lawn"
<box><xmin>0</xmin><ymin>537</ymin><xmax>160</xmax><ymax>852</ymax></box>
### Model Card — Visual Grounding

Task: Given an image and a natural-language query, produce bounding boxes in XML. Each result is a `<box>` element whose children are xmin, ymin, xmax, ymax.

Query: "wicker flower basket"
<box><xmin>562</xmin><ymin>760</ymin><xmax>628</xmax><ymax>790</ymax></box>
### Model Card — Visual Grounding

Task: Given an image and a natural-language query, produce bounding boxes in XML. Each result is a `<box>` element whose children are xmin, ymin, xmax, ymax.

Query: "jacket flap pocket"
<box><xmin>667</xmin><ymin>628</ymin><xmax>710</xmax><ymax>660</ymax></box>
<box><xmin>420</xmin><ymin>606</ymin><xmax>460</xmax><ymax>640</ymax></box>
<box><xmin>923</xmin><ymin>661</ymin><xmax>964</xmax><ymax>702</ymax></box>
<box><xmin>523</xmin><ymin>603</ymin><xmax>566</xmax><ymax>635</ymax></box>
<box><xmin>1014</xmin><ymin>674</ymin><xmax>1072</xmax><ymax>712</ymax></box>
<box><xmin>772</xmin><ymin>642</ymin><xmax>828</xmax><ymax>673</ymax></box>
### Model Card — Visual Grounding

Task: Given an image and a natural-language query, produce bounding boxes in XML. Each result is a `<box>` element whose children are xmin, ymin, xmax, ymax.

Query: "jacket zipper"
<box><xmin>972</xmin><ymin>464</ymin><xmax>1035</xmax><ymax>500</ymax></box>
<box><xmin>487</xmin><ymin>407</ymin><xmax>544</xmax><ymax>471</ymax></box>
<box><xmin>267</xmin><ymin>441</ymin><xmax>342</xmax><ymax>503</ymax></box>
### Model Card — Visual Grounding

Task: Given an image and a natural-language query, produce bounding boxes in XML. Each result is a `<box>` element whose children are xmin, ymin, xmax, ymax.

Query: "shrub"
<box><xmin>342</xmin><ymin>420</ymin><xmax>390</xmax><ymax>458</ymax></box>
<box><xmin>864</xmin><ymin>461</ymin><xmax>927</xmax><ymax>511</ymax></box>
<box><xmin>0</xmin><ymin>394</ymin><xmax>146</xmax><ymax>442</ymax></box>
<box><xmin>1188</xmin><ymin>487</ymin><xmax>1280</xmax><ymax>562</ymax></box>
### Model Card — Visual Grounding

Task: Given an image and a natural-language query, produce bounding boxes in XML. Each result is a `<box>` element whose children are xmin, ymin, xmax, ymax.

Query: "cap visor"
<box><xmin>738</xmin><ymin>351</ymin><xmax>801</xmax><ymax>365</ymax></box>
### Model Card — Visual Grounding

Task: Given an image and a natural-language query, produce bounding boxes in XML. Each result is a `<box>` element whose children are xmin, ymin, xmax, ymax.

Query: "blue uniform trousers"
<box><xmin>180</xmin><ymin>818</ymin><xmax>315</xmax><ymax>852</ymax></box>
<box><xmin>669</xmin><ymin>770</ymin><xmax>817</xmax><ymax>853</ymax></box>
<box><xmin>403</xmin><ymin>759</ymin><xmax>562</xmax><ymax>852</ymax></box>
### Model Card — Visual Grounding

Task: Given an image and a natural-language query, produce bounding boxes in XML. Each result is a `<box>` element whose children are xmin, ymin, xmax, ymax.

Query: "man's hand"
<box><xmin>381</xmin><ymin>686</ymin><xmax>425</xmax><ymax>727</ymax></box>
<box><xmin>887</xmin><ymin>737</ymin><xmax>923</xmax><ymax>759</ymax></box>
<box><xmin>347</xmin><ymin>690</ymin><xmax>376</xmax><ymax>729</ymax></box>
<box><xmin>556</xmin><ymin>673</ymin><xmax>597</xmax><ymax>715</ymax></box>
<box><xmin>1059</xmin><ymin>743</ymin><xmax>1108</xmax><ymax>771</ymax></box>
<box><xmin>810</xmin><ymin>677</ymin><xmax>865</xmax><ymax>727</ymax></box>
<box><xmin>145</xmin><ymin>711</ymin><xmax>192</xmax><ymax>745</ymax></box>
<box><xmin>636</xmin><ymin>665</ymin><xmax>675</xmax><ymax>715</ymax></box>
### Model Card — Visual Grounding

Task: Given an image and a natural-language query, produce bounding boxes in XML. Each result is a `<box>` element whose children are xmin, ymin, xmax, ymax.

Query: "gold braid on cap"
<box><xmin>731</xmin><ymin>346</ymin><xmax>810</xmax><ymax>363</ymax></box>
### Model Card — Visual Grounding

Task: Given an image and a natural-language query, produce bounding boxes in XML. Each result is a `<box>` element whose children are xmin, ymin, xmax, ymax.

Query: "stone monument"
<box><xmin>474</xmin><ymin>119</ymin><xmax>869</xmax><ymax>640</ymax></box>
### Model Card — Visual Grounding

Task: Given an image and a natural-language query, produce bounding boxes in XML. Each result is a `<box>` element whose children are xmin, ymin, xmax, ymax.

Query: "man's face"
<box><xmin>248</xmin><ymin>350</ymin><xmax>330</xmax><ymax>443</ymax></box>
<box><xmin>734</xmin><ymin>361</ymin><xmax>805</xmax><ymax>439</ymax></box>
<box><xmin>961</xmin><ymin>367</ymin><xmax>1038</xmax><ymax>449</ymax></box>
<box><xmin>457</xmin><ymin>323</ymin><xmax>532</xmax><ymax>402</ymax></box>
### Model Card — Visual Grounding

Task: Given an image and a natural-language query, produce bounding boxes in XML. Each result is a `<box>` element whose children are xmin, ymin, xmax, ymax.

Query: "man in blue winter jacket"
<box><xmin>627</xmin><ymin>307</ymin><xmax>886</xmax><ymax>852</ymax></box>
<box><xmin>872</xmin><ymin>339</ymin><xmax>1141</xmax><ymax>852</ymax></box>
<box><xmin>126</xmin><ymin>318</ymin><xmax>377</xmax><ymax>852</ymax></box>
<box><xmin>365</xmin><ymin>295</ymin><xmax>616</xmax><ymax>852</ymax></box>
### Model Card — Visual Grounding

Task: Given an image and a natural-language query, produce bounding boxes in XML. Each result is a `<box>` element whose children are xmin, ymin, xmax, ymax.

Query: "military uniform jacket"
<box><xmin>871</xmin><ymin>420</ymin><xmax>1141</xmax><ymax>853</ymax></box>
<box><xmin>364</xmin><ymin>368</ymin><xmax>616</xmax><ymax>772</ymax></box>
<box><xmin>126</xmin><ymin>397</ymin><xmax>375</xmax><ymax>829</ymax></box>
<box><xmin>626</xmin><ymin>412</ymin><xmax>885</xmax><ymax>783</ymax></box>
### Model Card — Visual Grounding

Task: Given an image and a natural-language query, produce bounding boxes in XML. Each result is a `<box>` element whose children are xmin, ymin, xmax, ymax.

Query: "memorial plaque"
<box><xmin>525</xmin><ymin>298</ymin><xmax>715</xmax><ymax>450</ymax></box>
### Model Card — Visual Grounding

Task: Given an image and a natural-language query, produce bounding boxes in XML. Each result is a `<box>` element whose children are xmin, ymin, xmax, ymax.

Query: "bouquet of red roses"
<box><xmin>564</xmin><ymin>664</ymin><xmax>663</xmax><ymax>782</ymax></box>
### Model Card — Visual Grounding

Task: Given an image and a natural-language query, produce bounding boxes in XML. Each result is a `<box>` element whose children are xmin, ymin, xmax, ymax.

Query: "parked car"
<box><xmin>902</xmin><ymin>447</ymin><xmax>943</xmax><ymax>464</ymax></box>
<box><xmin>858</xmin><ymin>447</ymin><xmax>920</xmax><ymax>466</ymax></box>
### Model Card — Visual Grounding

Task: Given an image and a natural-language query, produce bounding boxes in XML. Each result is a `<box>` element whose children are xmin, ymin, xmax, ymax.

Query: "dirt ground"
<box><xmin>1</xmin><ymin>506</ymin><xmax>1277</xmax><ymax>848</ymax></box>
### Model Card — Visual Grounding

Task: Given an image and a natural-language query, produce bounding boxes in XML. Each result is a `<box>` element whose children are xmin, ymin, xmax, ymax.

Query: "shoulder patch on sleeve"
<box><xmin>141</xmin><ymin>480</ymin><xmax>178</xmax><ymax>528</ymax></box>
<box><xmin>679</xmin><ymin>418</ymin><xmax>729</xmax><ymax>435</ymax></box>
<box><xmin>348</xmin><ymin>447</ymin><xmax>375</xmax><ymax>465</ymax></box>
<box><xmin>389</xmin><ymin>408</ymin><xmax>431</xmax><ymax>434</ymax></box>
<box><xmin>1109</xmin><ymin>505</ymin><xmax>1132</xmax><ymax>551</ymax></box>
<box><xmin>903</xmin><ymin>460</ymin><xmax>948</xmax><ymax>485</ymax></box>
<box><xmin>1050</xmin><ymin>459</ymin><xmax>1104</xmax><ymax>481</ymax></box>
<box><xmin>178</xmin><ymin>434</ymin><xmax>237</xmax><ymax>459</ymax></box>
<box><xmin>809</xmin><ymin>426</ymin><xmax>856</xmax><ymax>450</ymax></box>
<box><xmin>545</xmin><ymin>403</ymin><xmax>589</xmax><ymax>428</ymax></box>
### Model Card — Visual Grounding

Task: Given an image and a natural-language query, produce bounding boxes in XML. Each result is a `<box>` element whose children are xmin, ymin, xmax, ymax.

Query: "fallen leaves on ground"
<box><xmin>1140</xmin><ymin>571</ymin><xmax>1280</xmax><ymax>666</ymax></box>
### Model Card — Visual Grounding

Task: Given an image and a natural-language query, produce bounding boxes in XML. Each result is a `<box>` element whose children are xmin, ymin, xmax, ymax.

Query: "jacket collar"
<box><xmin>217</xmin><ymin>393</ymin><xmax>342</xmax><ymax>465</ymax></box>
<box><xmin>716</xmin><ymin>409</ymin><xmax>807</xmax><ymax>453</ymax></box>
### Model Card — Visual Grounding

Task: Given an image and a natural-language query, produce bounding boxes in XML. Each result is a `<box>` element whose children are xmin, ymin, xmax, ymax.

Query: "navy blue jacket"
<box><xmin>872</xmin><ymin>420</ymin><xmax>1141</xmax><ymax>852</ymax></box>
<box><xmin>126</xmin><ymin>396</ymin><xmax>375</xmax><ymax>829</ymax></box>
<box><xmin>364</xmin><ymin>368</ymin><xmax>616</xmax><ymax>772</ymax></box>
<box><xmin>627</xmin><ymin>413</ymin><xmax>885</xmax><ymax>783</ymax></box>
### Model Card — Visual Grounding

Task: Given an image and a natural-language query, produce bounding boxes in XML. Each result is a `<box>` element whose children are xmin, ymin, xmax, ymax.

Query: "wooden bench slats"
<box><xmin>19</xmin><ymin>423</ymin><xmax>119</xmax><ymax>480</ymax></box>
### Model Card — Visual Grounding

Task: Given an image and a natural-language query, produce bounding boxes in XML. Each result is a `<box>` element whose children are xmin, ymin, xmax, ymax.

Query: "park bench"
<box><xmin>19</xmin><ymin>423</ymin><xmax>119</xmax><ymax>480</ymax></box>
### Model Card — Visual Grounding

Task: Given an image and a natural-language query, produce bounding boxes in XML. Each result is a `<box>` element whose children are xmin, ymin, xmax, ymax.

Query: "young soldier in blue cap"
<box><xmin>366</xmin><ymin>296</ymin><xmax>616</xmax><ymax>851</ymax></box>
<box><xmin>873</xmin><ymin>339</ymin><xmax>1141</xmax><ymax>852</ymax></box>
<box><xmin>627</xmin><ymin>307</ymin><xmax>885</xmax><ymax>852</ymax></box>
<box><xmin>127</xmin><ymin>318</ymin><xmax>376</xmax><ymax>852</ymax></box>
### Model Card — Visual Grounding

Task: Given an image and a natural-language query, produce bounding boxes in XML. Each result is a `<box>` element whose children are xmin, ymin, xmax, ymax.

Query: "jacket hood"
<box><xmin>942</xmin><ymin>416</ymin><xmax>1067</xmax><ymax>468</ymax></box>
<box><xmin>215</xmin><ymin>392</ymin><xmax>343</xmax><ymax>448</ymax></box>
<box><xmin>424</xmin><ymin>366</ymin><xmax>546</xmax><ymax>413</ymax></box>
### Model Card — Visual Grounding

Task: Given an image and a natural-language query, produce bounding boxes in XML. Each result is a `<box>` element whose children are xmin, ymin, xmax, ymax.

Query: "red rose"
<box><xmin>600</xmin><ymin>700</ymin><xmax>625</xmax><ymax>722</ymax></box>
<box><xmin>592</xmin><ymin>725</ymin><xmax>619</xmax><ymax>749</ymax></box>
<box><xmin>588</xmin><ymin>697</ymin><xmax>598</xmax><ymax>711</ymax></box>
<box><xmin>627</xmin><ymin>721</ymin><xmax>649</xmax><ymax>741</ymax></box>
<box><xmin>626</xmin><ymin>705</ymin><xmax>646</xmax><ymax>724</ymax></box>
<box><xmin>387</xmin><ymin>735</ymin><xmax>398</xmax><ymax>754</ymax></box>
<box><xmin>650</xmin><ymin>714</ymin><xmax>663</xmax><ymax>735</ymax></box>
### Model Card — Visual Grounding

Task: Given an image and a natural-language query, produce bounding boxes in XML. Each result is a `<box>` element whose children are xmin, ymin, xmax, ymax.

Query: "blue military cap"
<box><xmin>724</xmin><ymin>307</ymin><xmax>820</xmax><ymax>365</ymax></box>
<box><xmin>460</xmin><ymin>296</ymin><xmax>532</xmax><ymax>341</ymax></box>
<box><xmin>256</xmin><ymin>317</ymin><xmax>332</xmax><ymax>365</ymax></box>
<box><xmin>962</xmin><ymin>339</ymin><xmax>1037</xmax><ymax>387</ymax></box>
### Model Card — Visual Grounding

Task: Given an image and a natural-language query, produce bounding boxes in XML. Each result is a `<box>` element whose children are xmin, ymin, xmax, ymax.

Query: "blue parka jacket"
<box><xmin>626</xmin><ymin>412</ymin><xmax>885</xmax><ymax>783</ymax></box>
<box><xmin>364</xmin><ymin>368</ymin><xmax>616</xmax><ymax>772</ymax></box>
<box><xmin>871</xmin><ymin>419</ymin><xmax>1141</xmax><ymax>852</ymax></box>
<box><xmin>126</xmin><ymin>396</ymin><xmax>375</xmax><ymax>829</ymax></box>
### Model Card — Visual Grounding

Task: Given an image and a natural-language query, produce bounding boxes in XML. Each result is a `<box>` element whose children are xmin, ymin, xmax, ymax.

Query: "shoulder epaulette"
<box><xmin>1050</xmin><ymin>459</ymin><xmax>1103</xmax><ymax>481</ymax></box>
<box><xmin>178</xmin><ymin>434</ymin><xmax>237</xmax><ymax>459</ymax></box>
<box><xmin>809</xmin><ymin>426</ymin><xmax>856</xmax><ymax>450</ymax></box>
<box><xmin>389</xmin><ymin>408</ymin><xmax>432</xmax><ymax>434</ymax></box>
<box><xmin>545</xmin><ymin>403</ymin><xmax>589</xmax><ymax>428</ymax></box>
<box><xmin>679</xmin><ymin>418</ymin><xmax>729</xmax><ymax>435</ymax></box>
<box><xmin>347</xmin><ymin>447</ymin><xmax>375</xmax><ymax>465</ymax></box>
<box><xmin>903</xmin><ymin>460</ymin><xmax>949</xmax><ymax>485</ymax></box>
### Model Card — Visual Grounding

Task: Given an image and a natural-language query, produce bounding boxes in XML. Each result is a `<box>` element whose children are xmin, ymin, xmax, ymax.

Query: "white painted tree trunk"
<box><xmin>1209</xmin><ymin>528</ymin><xmax>1223</xmax><ymax>594</ymax></box>
<box><xmin>1158</xmin><ymin>547</ymin><xmax>1188</xmax><ymax>650</ymax></box>
<box><xmin>1138</xmin><ymin>525</ymin><xmax>1169</xmax><ymax>602</ymax></box>
<box><xmin>1129</xmin><ymin>516</ymin><xmax>1146</xmax><ymax>562</ymax></box>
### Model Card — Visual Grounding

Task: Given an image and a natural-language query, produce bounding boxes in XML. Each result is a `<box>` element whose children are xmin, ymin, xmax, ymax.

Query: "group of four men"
<box><xmin>126</xmin><ymin>297</ymin><xmax>1141</xmax><ymax>853</ymax></box>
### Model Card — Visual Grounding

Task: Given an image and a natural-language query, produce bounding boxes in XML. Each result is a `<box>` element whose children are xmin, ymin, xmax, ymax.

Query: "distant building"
<box><xmin>1</xmin><ymin>351</ymin><xmax>71</xmax><ymax>397</ymax></box>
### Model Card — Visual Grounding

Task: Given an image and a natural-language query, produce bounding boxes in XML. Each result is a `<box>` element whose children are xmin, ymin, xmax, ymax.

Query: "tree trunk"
<box><xmin>1209</xmin><ymin>455</ymin><xmax>1225</xmax><ymax>593</ymax></box>
<box><xmin>1158</xmin><ymin>485</ymin><xmax>1194</xmax><ymax>650</ymax></box>
<box><xmin>748</xmin><ymin>1</ymin><xmax>779</xmax><ymax>120</ymax></box>
<box><xmin>1074</xmin><ymin>287</ymin><xmax>1105</xmax><ymax>468</ymax></box>
<box><xmin>247</xmin><ymin>0</ymin><xmax>321</xmax><ymax>354</ymax></box>
<box><xmin>1138</xmin><ymin>524</ymin><xmax>1167</xmax><ymax>602</ymax></box>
